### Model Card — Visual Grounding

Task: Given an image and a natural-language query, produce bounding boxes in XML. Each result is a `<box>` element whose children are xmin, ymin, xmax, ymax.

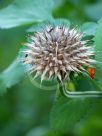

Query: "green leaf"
<box><xmin>75</xmin><ymin>75</ymin><xmax>100</xmax><ymax>91</ymax></box>
<box><xmin>0</xmin><ymin>0</ymin><xmax>54</xmax><ymax>29</ymax></box>
<box><xmin>95</xmin><ymin>69</ymin><xmax>102</xmax><ymax>90</ymax></box>
<box><xmin>81</xmin><ymin>22</ymin><xmax>97</xmax><ymax>36</ymax></box>
<box><xmin>85</xmin><ymin>2</ymin><xmax>102</xmax><ymax>21</ymax></box>
<box><xmin>0</xmin><ymin>0</ymin><xmax>13</xmax><ymax>9</ymax></box>
<box><xmin>0</xmin><ymin>58</ymin><xmax>25</xmax><ymax>94</ymax></box>
<box><xmin>50</xmin><ymin>97</ymin><xmax>95</xmax><ymax>133</ymax></box>
<box><xmin>26</xmin><ymin>126</ymin><xmax>48</xmax><ymax>136</ymax></box>
<box><xmin>27</xmin><ymin>18</ymin><xmax>70</xmax><ymax>32</ymax></box>
<box><xmin>95</xmin><ymin>18</ymin><xmax>102</xmax><ymax>69</ymax></box>
<box><xmin>94</xmin><ymin>18</ymin><xmax>102</xmax><ymax>87</ymax></box>
<box><xmin>43</xmin><ymin>130</ymin><xmax>60</xmax><ymax>136</ymax></box>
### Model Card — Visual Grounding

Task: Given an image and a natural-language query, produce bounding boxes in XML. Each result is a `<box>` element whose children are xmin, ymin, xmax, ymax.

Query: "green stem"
<box><xmin>59</xmin><ymin>82</ymin><xmax>102</xmax><ymax>98</ymax></box>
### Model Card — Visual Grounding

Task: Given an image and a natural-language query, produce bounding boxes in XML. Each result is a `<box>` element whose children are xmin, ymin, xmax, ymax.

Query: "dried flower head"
<box><xmin>22</xmin><ymin>25</ymin><xmax>95</xmax><ymax>82</ymax></box>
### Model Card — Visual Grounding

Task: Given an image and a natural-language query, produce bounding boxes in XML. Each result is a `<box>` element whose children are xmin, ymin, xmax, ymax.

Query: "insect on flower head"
<box><xmin>87</xmin><ymin>67</ymin><xmax>95</xmax><ymax>79</ymax></box>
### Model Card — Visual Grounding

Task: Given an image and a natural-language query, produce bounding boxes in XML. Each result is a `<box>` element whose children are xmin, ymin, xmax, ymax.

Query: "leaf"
<box><xmin>43</xmin><ymin>130</ymin><xmax>60</xmax><ymax>136</ymax></box>
<box><xmin>26</xmin><ymin>126</ymin><xmax>48</xmax><ymax>136</ymax></box>
<box><xmin>85</xmin><ymin>2</ymin><xmax>102</xmax><ymax>21</ymax></box>
<box><xmin>0</xmin><ymin>0</ymin><xmax>54</xmax><ymax>29</ymax></box>
<box><xmin>27</xmin><ymin>18</ymin><xmax>70</xmax><ymax>32</ymax></box>
<box><xmin>81</xmin><ymin>22</ymin><xmax>97</xmax><ymax>36</ymax></box>
<box><xmin>95</xmin><ymin>18</ymin><xmax>102</xmax><ymax>69</ymax></box>
<box><xmin>0</xmin><ymin>58</ymin><xmax>25</xmax><ymax>94</ymax></box>
<box><xmin>0</xmin><ymin>0</ymin><xmax>13</xmax><ymax>9</ymax></box>
<box><xmin>75</xmin><ymin>75</ymin><xmax>100</xmax><ymax>91</ymax></box>
<box><xmin>50</xmin><ymin>97</ymin><xmax>95</xmax><ymax>133</ymax></box>
<box><xmin>94</xmin><ymin>18</ymin><xmax>102</xmax><ymax>87</ymax></box>
<box><xmin>95</xmin><ymin>69</ymin><xmax>102</xmax><ymax>90</ymax></box>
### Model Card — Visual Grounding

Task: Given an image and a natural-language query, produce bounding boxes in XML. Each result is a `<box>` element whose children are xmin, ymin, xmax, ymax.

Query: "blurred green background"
<box><xmin>0</xmin><ymin>0</ymin><xmax>102</xmax><ymax>136</ymax></box>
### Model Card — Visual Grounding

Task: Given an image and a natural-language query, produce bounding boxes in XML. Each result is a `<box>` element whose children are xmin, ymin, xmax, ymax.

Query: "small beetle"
<box><xmin>87</xmin><ymin>67</ymin><xmax>95</xmax><ymax>79</ymax></box>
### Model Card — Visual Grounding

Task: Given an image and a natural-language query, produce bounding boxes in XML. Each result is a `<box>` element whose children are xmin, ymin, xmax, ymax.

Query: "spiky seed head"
<box><xmin>22</xmin><ymin>25</ymin><xmax>95</xmax><ymax>82</ymax></box>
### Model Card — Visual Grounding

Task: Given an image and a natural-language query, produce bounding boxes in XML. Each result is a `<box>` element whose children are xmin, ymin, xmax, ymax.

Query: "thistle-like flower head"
<box><xmin>22</xmin><ymin>25</ymin><xmax>95</xmax><ymax>82</ymax></box>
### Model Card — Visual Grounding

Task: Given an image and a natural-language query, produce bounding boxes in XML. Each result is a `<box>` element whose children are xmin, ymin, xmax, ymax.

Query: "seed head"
<box><xmin>22</xmin><ymin>25</ymin><xmax>95</xmax><ymax>82</ymax></box>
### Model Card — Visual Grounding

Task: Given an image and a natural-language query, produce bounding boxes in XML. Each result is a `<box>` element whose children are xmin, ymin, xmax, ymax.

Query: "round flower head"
<box><xmin>22</xmin><ymin>25</ymin><xmax>95</xmax><ymax>82</ymax></box>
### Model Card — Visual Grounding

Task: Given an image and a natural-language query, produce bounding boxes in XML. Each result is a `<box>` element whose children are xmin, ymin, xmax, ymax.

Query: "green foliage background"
<box><xmin>0</xmin><ymin>0</ymin><xmax>102</xmax><ymax>136</ymax></box>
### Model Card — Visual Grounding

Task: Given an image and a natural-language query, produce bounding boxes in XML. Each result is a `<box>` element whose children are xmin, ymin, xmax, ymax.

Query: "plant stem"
<box><xmin>59</xmin><ymin>82</ymin><xmax>102</xmax><ymax>98</ymax></box>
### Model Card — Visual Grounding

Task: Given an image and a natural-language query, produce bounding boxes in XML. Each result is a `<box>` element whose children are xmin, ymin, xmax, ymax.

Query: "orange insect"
<box><xmin>87</xmin><ymin>67</ymin><xmax>95</xmax><ymax>79</ymax></box>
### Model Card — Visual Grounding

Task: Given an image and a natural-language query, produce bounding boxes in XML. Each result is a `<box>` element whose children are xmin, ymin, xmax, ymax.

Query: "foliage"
<box><xmin>0</xmin><ymin>0</ymin><xmax>102</xmax><ymax>136</ymax></box>
<box><xmin>0</xmin><ymin>58</ymin><xmax>25</xmax><ymax>94</ymax></box>
<box><xmin>0</xmin><ymin>0</ymin><xmax>54</xmax><ymax>28</ymax></box>
<box><xmin>50</xmin><ymin>97</ymin><xmax>95</xmax><ymax>134</ymax></box>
